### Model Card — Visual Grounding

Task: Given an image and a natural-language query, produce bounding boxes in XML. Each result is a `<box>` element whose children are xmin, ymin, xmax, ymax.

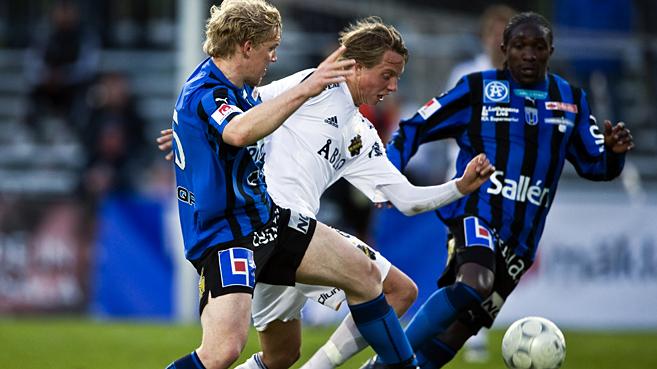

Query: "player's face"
<box><xmin>502</xmin><ymin>23</ymin><xmax>553</xmax><ymax>86</ymax></box>
<box><xmin>354</xmin><ymin>50</ymin><xmax>405</xmax><ymax>106</ymax></box>
<box><xmin>246</xmin><ymin>33</ymin><xmax>280</xmax><ymax>86</ymax></box>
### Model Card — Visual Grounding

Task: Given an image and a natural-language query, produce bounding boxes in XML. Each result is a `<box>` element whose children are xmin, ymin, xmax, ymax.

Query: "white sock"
<box><xmin>235</xmin><ymin>352</ymin><xmax>268</xmax><ymax>369</ymax></box>
<box><xmin>301</xmin><ymin>315</ymin><xmax>367</xmax><ymax>369</ymax></box>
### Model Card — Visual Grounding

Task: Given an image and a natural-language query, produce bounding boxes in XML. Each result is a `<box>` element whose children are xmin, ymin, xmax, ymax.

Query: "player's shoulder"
<box><xmin>549</xmin><ymin>72</ymin><xmax>583</xmax><ymax>94</ymax></box>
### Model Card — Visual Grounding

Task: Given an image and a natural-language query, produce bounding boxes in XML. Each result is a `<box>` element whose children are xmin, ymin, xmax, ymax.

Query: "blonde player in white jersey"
<box><xmin>158</xmin><ymin>17</ymin><xmax>494</xmax><ymax>369</ymax></box>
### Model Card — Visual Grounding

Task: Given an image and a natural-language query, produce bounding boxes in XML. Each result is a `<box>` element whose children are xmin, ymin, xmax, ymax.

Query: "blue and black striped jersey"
<box><xmin>388</xmin><ymin>69</ymin><xmax>625</xmax><ymax>259</ymax></box>
<box><xmin>172</xmin><ymin>58</ymin><xmax>271</xmax><ymax>261</ymax></box>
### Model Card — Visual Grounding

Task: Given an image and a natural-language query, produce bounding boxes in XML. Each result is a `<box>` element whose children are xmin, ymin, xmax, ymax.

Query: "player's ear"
<box><xmin>241</xmin><ymin>40</ymin><xmax>253</xmax><ymax>57</ymax></box>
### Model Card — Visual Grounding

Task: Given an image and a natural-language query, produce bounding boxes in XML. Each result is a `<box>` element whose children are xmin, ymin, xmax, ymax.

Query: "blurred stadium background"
<box><xmin>0</xmin><ymin>0</ymin><xmax>656</xmax><ymax>368</ymax></box>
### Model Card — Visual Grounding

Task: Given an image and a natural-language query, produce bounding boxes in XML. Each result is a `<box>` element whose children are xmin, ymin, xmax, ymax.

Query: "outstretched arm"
<box><xmin>379</xmin><ymin>153</ymin><xmax>494</xmax><ymax>216</ymax></box>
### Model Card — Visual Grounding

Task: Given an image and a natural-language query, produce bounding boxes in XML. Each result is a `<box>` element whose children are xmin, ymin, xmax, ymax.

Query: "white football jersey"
<box><xmin>258</xmin><ymin>69</ymin><xmax>406</xmax><ymax>217</ymax></box>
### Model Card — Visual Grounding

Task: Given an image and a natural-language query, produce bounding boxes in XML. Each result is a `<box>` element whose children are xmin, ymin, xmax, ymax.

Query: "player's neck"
<box><xmin>345</xmin><ymin>75</ymin><xmax>363</xmax><ymax>107</ymax></box>
<box><xmin>212</xmin><ymin>56</ymin><xmax>246</xmax><ymax>88</ymax></box>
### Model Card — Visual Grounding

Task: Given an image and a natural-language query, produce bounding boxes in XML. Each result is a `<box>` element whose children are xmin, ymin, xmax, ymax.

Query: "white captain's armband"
<box><xmin>211</xmin><ymin>104</ymin><xmax>243</xmax><ymax>127</ymax></box>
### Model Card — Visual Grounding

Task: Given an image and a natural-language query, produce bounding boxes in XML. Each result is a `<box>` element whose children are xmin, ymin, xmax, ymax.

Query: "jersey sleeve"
<box><xmin>566</xmin><ymin>88</ymin><xmax>625</xmax><ymax>181</ymax></box>
<box><xmin>387</xmin><ymin>76</ymin><xmax>473</xmax><ymax>172</ymax></box>
<box><xmin>258</xmin><ymin>69</ymin><xmax>315</xmax><ymax>101</ymax></box>
<box><xmin>197</xmin><ymin>87</ymin><xmax>243</xmax><ymax>135</ymax></box>
<box><xmin>342</xmin><ymin>129</ymin><xmax>407</xmax><ymax>203</ymax></box>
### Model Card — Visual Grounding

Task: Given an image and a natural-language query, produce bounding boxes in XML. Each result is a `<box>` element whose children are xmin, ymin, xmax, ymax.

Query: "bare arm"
<box><xmin>222</xmin><ymin>46</ymin><xmax>355</xmax><ymax>147</ymax></box>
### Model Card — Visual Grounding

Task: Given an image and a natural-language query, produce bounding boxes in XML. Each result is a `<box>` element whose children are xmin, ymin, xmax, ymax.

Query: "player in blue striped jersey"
<box><xmin>166</xmin><ymin>2</ymin><xmax>421</xmax><ymax>369</ymax></box>
<box><xmin>375</xmin><ymin>12</ymin><xmax>634</xmax><ymax>369</ymax></box>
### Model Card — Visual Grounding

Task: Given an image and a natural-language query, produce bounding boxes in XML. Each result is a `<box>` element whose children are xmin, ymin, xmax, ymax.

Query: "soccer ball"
<box><xmin>501</xmin><ymin>316</ymin><xmax>566</xmax><ymax>369</ymax></box>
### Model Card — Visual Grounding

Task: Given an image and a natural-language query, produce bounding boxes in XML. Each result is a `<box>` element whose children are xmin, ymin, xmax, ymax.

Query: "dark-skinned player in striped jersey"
<box><xmin>365</xmin><ymin>11</ymin><xmax>634</xmax><ymax>369</ymax></box>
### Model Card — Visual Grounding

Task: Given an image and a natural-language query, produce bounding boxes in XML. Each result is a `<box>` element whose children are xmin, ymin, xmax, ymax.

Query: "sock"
<box><xmin>403</xmin><ymin>283</ymin><xmax>482</xmax><ymax>351</ymax></box>
<box><xmin>415</xmin><ymin>338</ymin><xmax>456</xmax><ymax>369</ymax></box>
<box><xmin>166</xmin><ymin>351</ymin><xmax>206</xmax><ymax>369</ymax></box>
<box><xmin>348</xmin><ymin>293</ymin><xmax>414</xmax><ymax>365</ymax></box>
<box><xmin>234</xmin><ymin>353</ymin><xmax>268</xmax><ymax>369</ymax></box>
<box><xmin>301</xmin><ymin>315</ymin><xmax>368</xmax><ymax>369</ymax></box>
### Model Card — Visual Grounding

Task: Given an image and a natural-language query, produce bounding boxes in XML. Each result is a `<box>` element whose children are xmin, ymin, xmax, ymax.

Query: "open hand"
<box><xmin>299</xmin><ymin>45</ymin><xmax>355</xmax><ymax>98</ymax></box>
<box><xmin>603</xmin><ymin>120</ymin><xmax>634</xmax><ymax>154</ymax></box>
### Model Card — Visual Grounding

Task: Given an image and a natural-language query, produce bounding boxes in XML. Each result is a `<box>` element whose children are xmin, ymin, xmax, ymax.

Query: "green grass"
<box><xmin>1</xmin><ymin>318</ymin><xmax>656</xmax><ymax>369</ymax></box>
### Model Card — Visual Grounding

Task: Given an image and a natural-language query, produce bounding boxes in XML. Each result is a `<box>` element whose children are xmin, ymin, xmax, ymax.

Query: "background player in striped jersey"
<box><xmin>165</xmin><ymin>2</ymin><xmax>431</xmax><ymax>369</ymax></box>
<box><xmin>160</xmin><ymin>16</ymin><xmax>494</xmax><ymax>369</ymax></box>
<box><xmin>367</xmin><ymin>12</ymin><xmax>634</xmax><ymax>369</ymax></box>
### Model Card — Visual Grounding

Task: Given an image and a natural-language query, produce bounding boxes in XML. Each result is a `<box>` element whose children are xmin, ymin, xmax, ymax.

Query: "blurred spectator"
<box><xmin>23</xmin><ymin>0</ymin><xmax>99</xmax><ymax>137</ymax></box>
<box><xmin>554</xmin><ymin>0</ymin><xmax>634</xmax><ymax>121</ymax></box>
<box><xmin>446</xmin><ymin>4</ymin><xmax>517</xmax><ymax>90</ymax></box>
<box><xmin>80</xmin><ymin>72</ymin><xmax>149</xmax><ymax>198</ymax></box>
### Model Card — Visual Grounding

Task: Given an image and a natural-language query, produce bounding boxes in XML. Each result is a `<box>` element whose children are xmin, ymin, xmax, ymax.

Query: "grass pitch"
<box><xmin>1</xmin><ymin>318</ymin><xmax>656</xmax><ymax>369</ymax></box>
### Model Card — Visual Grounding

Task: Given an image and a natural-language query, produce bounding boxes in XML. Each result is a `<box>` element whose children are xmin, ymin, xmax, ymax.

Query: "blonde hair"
<box><xmin>203</xmin><ymin>0</ymin><xmax>281</xmax><ymax>58</ymax></box>
<box><xmin>339</xmin><ymin>17</ymin><xmax>408</xmax><ymax>68</ymax></box>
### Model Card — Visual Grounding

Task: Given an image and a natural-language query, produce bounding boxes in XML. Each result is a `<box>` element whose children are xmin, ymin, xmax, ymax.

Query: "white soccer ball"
<box><xmin>501</xmin><ymin>316</ymin><xmax>566</xmax><ymax>369</ymax></box>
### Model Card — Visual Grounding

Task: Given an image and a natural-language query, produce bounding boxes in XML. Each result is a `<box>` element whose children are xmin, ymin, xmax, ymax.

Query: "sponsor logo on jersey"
<box><xmin>481</xmin><ymin>106</ymin><xmax>519</xmax><ymax>123</ymax></box>
<box><xmin>177</xmin><ymin>186</ymin><xmax>196</xmax><ymax>206</ymax></box>
<box><xmin>545</xmin><ymin>117</ymin><xmax>574</xmax><ymax>133</ymax></box>
<box><xmin>483</xmin><ymin>80</ymin><xmax>510</xmax><ymax>103</ymax></box>
<box><xmin>317</xmin><ymin>139</ymin><xmax>346</xmax><ymax>170</ymax></box>
<box><xmin>418</xmin><ymin>98</ymin><xmax>441</xmax><ymax>119</ymax></box>
<box><xmin>356</xmin><ymin>244</ymin><xmax>377</xmax><ymax>260</ymax></box>
<box><xmin>368</xmin><ymin>142</ymin><xmax>383</xmax><ymax>158</ymax></box>
<box><xmin>348</xmin><ymin>135</ymin><xmax>363</xmax><ymax>157</ymax></box>
<box><xmin>288</xmin><ymin>210</ymin><xmax>311</xmax><ymax>234</ymax></box>
<box><xmin>325</xmin><ymin>82</ymin><xmax>340</xmax><ymax>90</ymax></box>
<box><xmin>487</xmin><ymin>170</ymin><xmax>550</xmax><ymax>207</ymax></box>
<box><xmin>211</xmin><ymin>103</ymin><xmax>242</xmax><ymax>126</ymax></box>
<box><xmin>218</xmin><ymin>247</ymin><xmax>255</xmax><ymax>288</ymax></box>
<box><xmin>524</xmin><ymin>107</ymin><xmax>539</xmax><ymax>125</ymax></box>
<box><xmin>198</xmin><ymin>272</ymin><xmax>205</xmax><ymax>300</ymax></box>
<box><xmin>513</xmin><ymin>89</ymin><xmax>548</xmax><ymax>100</ymax></box>
<box><xmin>463</xmin><ymin>216</ymin><xmax>494</xmax><ymax>250</ymax></box>
<box><xmin>500</xmin><ymin>241</ymin><xmax>529</xmax><ymax>282</ymax></box>
<box><xmin>480</xmin><ymin>292</ymin><xmax>505</xmax><ymax>319</ymax></box>
<box><xmin>324</xmin><ymin>116</ymin><xmax>338</xmax><ymax>127</ymax></box>
<box><xmin>545</xmin><ymin>101</ymin><xmax>578</xmax><ymax>113</ymax></box>
<box><xmin>317</xmin><ymin>287</ymin><xmax>341</xmax><ymax>305</ymax></box>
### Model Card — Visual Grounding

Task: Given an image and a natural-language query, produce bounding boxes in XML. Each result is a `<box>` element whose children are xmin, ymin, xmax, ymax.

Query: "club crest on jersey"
<box><xmin>218</xmin><ymin>247</ymin><xmax>255</xmax><ymax>288</ymax></box>
<box><xmin>418</xmin><ymin>98</ymin><xmax>441</xmax><ymax>119</ymax></box>
<box><xmin>524</xmin><ymin>107</ymin><xmax>539</xmax><ymax>125</ymax></box>
<box><xmin>348</xmin><ymin>135</ymin><xmax>363</xmax><ymax>157</ymax></box>
<box><xmin>211</xmin><ymin>103</ymin><xmax>242</xmax><ymax>127</ymax></box>
<box><xmin>483</xmin><ymin>80</ymin><xmax>510</xmax><ymax>103</ymax></box>
<box><xmin>545</xmin><ymin>101</ymin><xmax>578</xmax><ymax>113</ymax></box>
<box><xmin>463</xmin><ymin>216</ymin><xmax>494</xmax><ymax>250</ymax></box>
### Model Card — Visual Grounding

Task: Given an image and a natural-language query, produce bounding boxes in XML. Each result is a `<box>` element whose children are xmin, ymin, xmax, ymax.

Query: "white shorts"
<box><xmin>251</xmin><ymin>228</ymin><xmax>392</xmax><ymax>331</ymax></box>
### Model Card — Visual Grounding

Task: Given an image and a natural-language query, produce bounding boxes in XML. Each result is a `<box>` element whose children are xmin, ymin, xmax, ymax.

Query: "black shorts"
<box><xmin>192</xmin><ymin>204</ymin><xmax>317</xmax><ymax>315</ymax></box>
<box><xmin>438</xmin><ymin>215</ymin><xmax>533</xmax><ymax>333</ymax></box>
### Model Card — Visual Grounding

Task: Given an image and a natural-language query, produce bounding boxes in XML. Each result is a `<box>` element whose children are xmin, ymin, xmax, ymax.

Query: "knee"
<box><xmin>383</xmin><ymin>272</ymin><xmax>418</xmax><ymax>315</ymax></box>
<box><xmin>350</xmin><ymin>259</ymin><xmax>383</xmax><ymax>295</ymax></box>
<box><xmin>457</xmin><ymin>265</ymin><xmax>494</xmax><ymax>299</ymax></box>
<box><xmin>197</xmin><ymin>341</ymin><xmax>243</xmax><ymax>369</ymax></box>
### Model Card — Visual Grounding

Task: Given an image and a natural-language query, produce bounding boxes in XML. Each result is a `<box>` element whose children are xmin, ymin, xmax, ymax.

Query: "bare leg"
<box><xmin>196</xmin><ymin>293</ymin><xmax>252</xmax><ymax>369</ymax></box>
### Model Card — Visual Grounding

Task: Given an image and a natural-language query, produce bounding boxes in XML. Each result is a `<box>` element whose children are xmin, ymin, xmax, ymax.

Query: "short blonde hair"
<box><xmin>339</xmin><ymin>17</ymin><xmax>408</xmax><ymax>69</ymax></box>
<box><xmin>203</xmin><ymin>0</ymin><xmax>281</xmax><ymax>58</ymax></box>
